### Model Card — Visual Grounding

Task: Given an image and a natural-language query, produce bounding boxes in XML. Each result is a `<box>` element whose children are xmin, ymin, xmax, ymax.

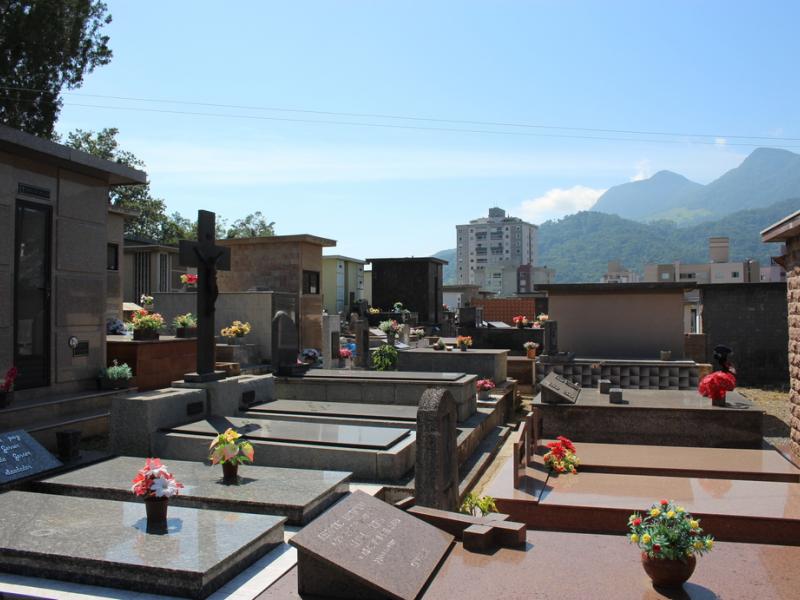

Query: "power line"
<box><xmin>57</xmin><ymin>101</ymin><xmax>800</xmax><ymax>150</ymax></box>
<box><xmin>1</xmin><ymin>84</ymin><xmax>797</xmax><ymax>143</ymax></box>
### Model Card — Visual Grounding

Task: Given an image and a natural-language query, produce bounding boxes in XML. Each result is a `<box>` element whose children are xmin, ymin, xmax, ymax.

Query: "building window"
<box><xmin>660</xmin><ymin>272</ymin><xmax>671</xmax><ymax>281</ymax></box>
<box><xmin>303</xmin><ymin>270</ymin><xmax>320</xmax><ymax>294</ymax></box>
<box><xmin>731</xmin><ymin>271</ymin><xmax>740</xmax><ymax>278</ymax></box>
<box><xmin>107</xmin><ymin>243</ymin><xmax>119</xmax><ymax>271</ymax></box>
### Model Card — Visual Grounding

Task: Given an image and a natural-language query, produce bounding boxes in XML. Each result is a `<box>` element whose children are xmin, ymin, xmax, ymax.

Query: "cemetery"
<box><xmin>1</xmin><ymin>127</ymin><xmax>800</xmax><ymax>600</ymax></box>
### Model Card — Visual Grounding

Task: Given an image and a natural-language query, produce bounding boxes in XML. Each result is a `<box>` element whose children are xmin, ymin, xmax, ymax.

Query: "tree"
<box><xmin>226</xmin><ymin>212</ymin><xmax>275</xmax><ymax>238</ymax></box>
<box><xmin>65</xmin><ymin>127</ymin><xmax>169</xmax><ymax>241</ymax></box>
<box><xmin>0</xmin><ymin>1</ymin><xmax>113</xmax><ymax>138</ymax></box>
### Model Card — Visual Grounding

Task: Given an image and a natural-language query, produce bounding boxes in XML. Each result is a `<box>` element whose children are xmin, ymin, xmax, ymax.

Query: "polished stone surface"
<box><xmin>572</xmin><ymin>388</ymin><xmax>752</xmax><ymax>409</ymax></box>
<box><xmin>0</xmin><ymin>491</ymin><xmax>284</xmax><ymax>598</ymax></box>
<box><xmin>302</xmin><ymin>369</ymin><xmax>466</xmax><ymax>381</ymax></box>
<box><xmin>289</xmin><ymin>491</ymin><xmax>453</xmax><ymax>600</ymax></box>
<box><xmin>397</xmin><ymin>347</ymin><xmax>508</xmax><ymax>382</ymax></box>
<box><xmin>539</xmin><ymin>440</ymin><xmax>800</xmax><ymax>482</ymax></box>
<box><xmin>33</xmin><ymin>456</ymin><xmax>351</xmax><ymax>524</ymax></box>
<box><xmin>248</xmin><ymin>399</ymin><xmax>418</xmax><ymax>421</ymax></box>
<box><xmin>0</xmin><ymin>429</ymin><xmax>62</xmax><ymax>484</ymax></box>
<box><xmin>170</xmin><ymin>415</ymin><xmax>411</xmax><ymax>450</ymax></box>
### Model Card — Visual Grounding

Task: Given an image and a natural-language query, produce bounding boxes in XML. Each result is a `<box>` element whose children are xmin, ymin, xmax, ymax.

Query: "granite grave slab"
<box><xmin>539</xmin><ymin>371</ymin><xmax>580</xmax><ymax>404</ymax></box>
<box><xmin>289</xmin><ymin>490</ymin><xmax>453</xmax><ymax>599</ymax></box>
<box><xmin>32</xmin><ymin>456</ymin><xmax>351</xmax><ymax>525</ymax></box>
<box><xmin>248</xmin><ymin>399</ymin><xmax>418</xmax><ymax>422</ymax></box>
<box><xmin>0</xmin><ymin>429</ymin><xmax>62</xmax><ymax>485</ymax></box>
<box><xmin>302</xmin><ymin>369</ymin><xmax>466</xmax><ymax>382</ymax></box>
<box><xmin>0</xmin><ymin>491</ymin><xmax>284</xmax><ymax>599</ymax></box>
<box><xmin>169</xmin><ymin>415</ymin><xmax>412</xmax><ymax>450</ymax></box>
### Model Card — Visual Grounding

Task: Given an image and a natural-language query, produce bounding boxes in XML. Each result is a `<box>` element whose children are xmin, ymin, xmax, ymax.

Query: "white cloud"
<box><xmin>517</xmin><ymin>185</ymin><xmax>606</xmax><ymax>224</ymax></box>
<box><xmin>630</xmin><ymin>159</ymin><xmax>651</xmax><ymax>181</ymax></box>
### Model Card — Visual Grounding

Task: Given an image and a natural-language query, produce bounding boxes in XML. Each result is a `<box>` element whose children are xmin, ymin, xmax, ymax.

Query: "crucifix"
<box><xmin>178</xmin><ymin>210</ymin><xmax>231</xmax><ymax>382</ymax></box>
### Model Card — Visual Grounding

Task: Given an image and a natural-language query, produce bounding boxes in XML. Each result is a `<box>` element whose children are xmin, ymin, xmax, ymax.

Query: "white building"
<box><xmin>643</xmin><ymin>237</ymin><xmax>760</xmax><ymax>284</ymax></box>
<box><xmin>456</xmin><ymin>207</ymin><xmax>538</xmax><ymax>295</ymax></box>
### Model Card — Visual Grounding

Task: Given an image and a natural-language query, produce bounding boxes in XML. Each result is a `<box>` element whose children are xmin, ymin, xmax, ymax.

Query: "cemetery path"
<box><xmin>738</xmin><ymin>386</ymin><xmax>791</xmax><ymax>447</ymax></box>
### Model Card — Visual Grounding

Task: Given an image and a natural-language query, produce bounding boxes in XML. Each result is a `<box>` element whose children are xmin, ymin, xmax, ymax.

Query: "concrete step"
<box><xmin>26</xmin><ymin>410</ymin><xmax>110</xmax><ymax>452</ymax></box>
<box><xmin>459</xmin><ymin>425</ymin><xmax>512</xmax><ymax>499</ymax></box>
<box><xmin>0</xmin><ymin>389</ymin><xmax>127</xmax><ymax>432</ymax></box>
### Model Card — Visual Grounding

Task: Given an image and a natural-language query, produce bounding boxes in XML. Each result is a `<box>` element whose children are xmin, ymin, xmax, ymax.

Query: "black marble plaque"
<box><xmin>540</xmin><ymin>371</ymin><xmax>580</xmax><ymax>404</ymax></box>
<box><xmin>0</xmin><ymin>430</ymin><xmax>62</xmax><ymax>484</ymax></box>
<box><xmin>290</xmin><ymin>490</ymin><xmax>453</xmax><ymax>599</ymax></box>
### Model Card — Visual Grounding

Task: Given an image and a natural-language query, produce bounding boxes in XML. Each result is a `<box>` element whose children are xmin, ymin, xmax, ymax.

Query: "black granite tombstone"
<box><xmin>178</xmin><ymin>209</ymin><xmax>231</xmax><ymax>382</ymax></box>
<box><xmin>271</xmin><ymin>311</ymin><xmax>304</xmax><ymax>376</ymax></box>
<box><xmin>289</xmin><ymin>490</ymin><xmax>453</xmax><ymax>600</ymax></box>
<box><xmin>542</xmin><ymin>320</ymin><xmax>558</xmax><ymax>355</ymax></box>
<box><xmin>540</xmin><ymin>371</ymin><xmax>580</xmax><ymax>404</ymax></box>
<box><xmin>0</xmin><ymin>430</ymin><xmax>62</xmax><ymax>485</ymax></box>
<box><xmin>415</xmin><ymin>388</ymin><xmax>459</xmax><ymax>511</ymax></box>
<box><xmin>354</xmin><ymin>318</ymin><xmax>370</xmax><ymax>368</ymax></box>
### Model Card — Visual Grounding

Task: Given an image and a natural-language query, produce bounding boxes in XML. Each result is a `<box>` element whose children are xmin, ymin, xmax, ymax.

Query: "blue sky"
<box><xmin>56</xmin><ymin>1</ymin><xmax>800</xmax><ymax>259</ymax></box>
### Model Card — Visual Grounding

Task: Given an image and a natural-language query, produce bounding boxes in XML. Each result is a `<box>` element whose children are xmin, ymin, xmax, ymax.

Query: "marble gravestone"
<box><xmin>540</xmin><ymin>371</ymin><xmax>580</xmax><ymax>404</ymax></box>
<box><xmin>289</xmin><ymin>490</ymin><xmax>453</xmax><ymax>600</ymax></box>
<box><xmin>271</xmin><ymin>310</ymin><xmax>302</xmax><ymax>376</ymax></box>
<box><xmin>0</xmin><ymin>430</ymin><xmax>62</xmax><ymax>485</ymax></box>
<box><xmin>415</xmin><ymin>388</ymin><xmax>459</xmax><ymax>511</ymax></box>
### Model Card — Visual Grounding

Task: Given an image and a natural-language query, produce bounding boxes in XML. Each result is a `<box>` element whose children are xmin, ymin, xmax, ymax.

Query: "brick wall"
<box><xmin>701</xmin><ymin>283</ymin><xmax>788</xmax><ymax>387</ymax></box>
<box><xmin>787</xmin><ymin>237</ymin><xmax>800</xmax><ymax>458</ymax></box>
<box><xmin>472</xmin><ymin>298</ymin><xmax>537</xmax><ymax>325</ymax></box>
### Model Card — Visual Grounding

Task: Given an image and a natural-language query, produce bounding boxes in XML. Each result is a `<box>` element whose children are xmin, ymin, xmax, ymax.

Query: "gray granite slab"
<box><xmin>0</xmin><ymin>491</ymin><xmax>284</xmax><ymax>598</ymax></box>
<box><xmin>170</xmin><ymin>416</ymin><xmax>411</xmax><ymax>450</ymax></box>
<box><xmin>569</xmin><ymin>388</ymin><xmax>753</xmax><ymax>410</ymax></box>
<box><xmin>302</xmin><ymin>369</ymin><xmax>466</xmax><ymax>381</ymax></box>
<box><xmin>0</xmin><ymin>429</ymin><xmax>62</xmax><ymax>484</ymax></box>
<box><xmin>249</xmin><ymin>399</ymin><xmax>418</xmax><ymax>421</ymax></box>
<box><xmin>33</xmin><ymin>456</ymin><xmax>350</xmax><ymax>525</ymax></box>
<box><xmin>290</xmin><ymin>490</ymin><xmax>453</xmax><ymax>599</ymax></box>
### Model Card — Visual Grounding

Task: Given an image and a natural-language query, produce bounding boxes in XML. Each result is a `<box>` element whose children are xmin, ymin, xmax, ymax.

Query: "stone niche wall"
<box><xmin>787</xmin><ymin>236</ymin><xmax>800</xmax><ymax>459</ymax></box>
<box><xmin>701</xmin><ymin>283</ymin><xmax>788</xmax><ymax>387</ymax></box>
<box><xmin>472</xmin><ymin>298</ymin><xmax>548</xmax><ymax>325</ymax></box>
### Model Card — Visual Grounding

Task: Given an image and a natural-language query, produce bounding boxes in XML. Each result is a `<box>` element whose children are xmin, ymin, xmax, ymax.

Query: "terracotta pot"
<box><xmin>222</xmin><ymin>461</ymin><xmax>239</xmax><ymax>484</ymax></box>
<box><xmin>145</xmin><ymin>496</ymin><xmax>169</xmax><ymax>525</ymax></box>
<box><xmin>175</xmin><ymin>327</ymin><xmax>197</xmax><ymax>338</ymax></box>
<box><xmin>0</xmin><ymin>390</ymin><xmax>14</xmax><ymax>409</ymax></box>
<box><xmin>526</xmin><ymin>348</ymin><xmax>537</xmax><ymax>359</ymax></box>
<box><xmin>641</xmin><ymin>553</ymin><xmax>696</xmax><ymax>588</ymax></box>
<box><xmin>133</xmin><ymin>329</ymin><xmax>160</xmax><ymax>341</ymax></box>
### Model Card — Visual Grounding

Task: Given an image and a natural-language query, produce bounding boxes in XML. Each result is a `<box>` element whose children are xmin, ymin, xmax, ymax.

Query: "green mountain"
<box><xmin>437</xmin><ymin>197</ymin><xmax>799</xmax><ymax>284</ymax></box>
<box><xmin>433</xmin><ymin>248</ymin><xmax>457</xmax><ymax>284</ymax></box>
<box><xmin>592</xmin><ymin>148</ymin><xmax>800</xmax><ymax>224</ymax></box>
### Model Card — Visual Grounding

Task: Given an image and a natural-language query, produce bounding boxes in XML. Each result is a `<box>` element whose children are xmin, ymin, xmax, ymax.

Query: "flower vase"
<box><xmin>459</xmin><ymin>344</ymin><xmax>468</xmax><ymax>352</ymax></box>
<box><xmin>145</xmin><ymin>496</ymin><xmax>169</xmax><ymax>526</ymax></box>
<box><xmin>387</xmin><ymin>333</ymin><xmax>396</xmax><ymax>347</ymax></box>
<box><xmin>222</xmin><ymin>461</ymin><xmax>239</xmax><ymax>484</ymax></box>
<box><xmin>175</xmin><ymin>327</ymin><xmax>197</xmax><ymax>338</ymax></box>
<box><xmin>516</xmin><ymin>323</ymin><xmax>523</xmax><ymax>329</ymax></box>
<box><xmin>0</xmin><ymin>390</ymin><xmax>13</xmax><ymax>409</ymax></box>
<box><xmin>133</xmin><ymin>329</ymin><xmax>159</xmax><ymax>341</ymax></box>
<box><xmin>641</xmin><ymin>553</ymin><xmax>696</xmax><ymax>588</ymax></box>
<box><xmin>478</xmin><ymin>390</ymin><xmax>490</xmax><ymax>400</ymax></box>
<box><xmin>712</xmin><ymin>396</ymin><xmax>726</xmax><ymax>407</ymax></box>
<box><xmin>526</xmin><ymin>348</ymin><xmax>536</xmax><ymax>359</ymax></box>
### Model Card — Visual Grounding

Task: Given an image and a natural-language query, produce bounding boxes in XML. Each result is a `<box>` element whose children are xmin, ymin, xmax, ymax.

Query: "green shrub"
<box><xmin>460</xmin><ymin>493</ymin><xmax>498</xmax><ymax>517</ymax></box>
<box><xmin>371</xmin><ymin>344</ymin><xmax>398</xmax><ymax>371</ymax></box>
<box><xmin>102</xmin><ymin>360</ymin><xmax>133</xmax><ymax>381</ymax></box>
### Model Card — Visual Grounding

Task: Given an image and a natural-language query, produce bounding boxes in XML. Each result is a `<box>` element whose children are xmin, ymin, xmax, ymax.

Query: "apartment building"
<box><xmin>643</xmin><ymin>237</ymin><xmax>760</xmax><ymax>284</ymax></box>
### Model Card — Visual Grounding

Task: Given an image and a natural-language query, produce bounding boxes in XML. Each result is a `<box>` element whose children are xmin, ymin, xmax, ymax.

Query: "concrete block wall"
<box><xmin>787</xmin><ymin>237</ymin><xmax>800</xmax><ymax>459</ymax></box>
<box><xmin>471</xmin><ymin>298</ymin><xmax>537</xmax><ymax>325</ymax></box>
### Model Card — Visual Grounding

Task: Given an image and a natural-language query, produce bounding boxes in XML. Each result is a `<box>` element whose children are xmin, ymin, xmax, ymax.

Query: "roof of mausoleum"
<box><xmin>367</xmin><ymin>256</ymin><xmax>449</xmax><ymax>265</ymax></box>
<box><xmin>537</xmin><ymin>282</ymin><xmax>695</xmax><ymax>294</ymax></box>
<box><xmin>761</xmin><ymin>208</ymin><xmax>800</xmax><ymax>243</ymax></box>
<box><xmin>0</xmin><ymin>123</ymin><xmax>147</xmax><ymax>186</ymax></box>
<box><xmin>220</xmin><ymin>234</ymin><xmax>336</xmax><ymax>247</ymax></box>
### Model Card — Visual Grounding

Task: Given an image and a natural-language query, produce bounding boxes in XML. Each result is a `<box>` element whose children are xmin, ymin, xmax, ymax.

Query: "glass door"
<box><xmin>14</xmin><ymin>201</ymin><xmax>51</xmax><ymax>389</ymax></box>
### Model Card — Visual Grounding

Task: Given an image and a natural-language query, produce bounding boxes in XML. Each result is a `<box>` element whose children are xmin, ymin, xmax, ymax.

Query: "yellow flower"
<box><xmin>690</xmin><ymin>520</ymin><xmax>699</xmax><ymax>529</ymax></box>
<box><xmin>676</xmin><ymin>506</ymin><xmax>686</xmax><ymax>513</ymax></box>
<box><xmin>630</xmin><ymin>534</ymin><xmax>639</xmax><ymax>543</ymax></box>
<box><xmin>667</xmin><ymin>510</ymin><xmax>675</xmax><ymax>518</ymax></box>
<box><xmin>650</xmin><ymin>508</ymin><xmax>661</xmax><ymax>517</ymax></box>
<box><xmin>705</xmin><ymin>539</ymin><xmax>714</xmax><ymax>549</ymax></box>
<box><xmin>642</xmin><ymin>534</ymin><xmax>651</xmax><ymax>544</ymax></box>
<box><xmin>693</xmin><ymin>541</ymin><xmax>704</xmax><ymax>550</ymax></box>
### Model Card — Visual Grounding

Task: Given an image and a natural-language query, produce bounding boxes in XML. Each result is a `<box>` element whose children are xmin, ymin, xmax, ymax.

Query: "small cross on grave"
<box><xmin>179</xmin><ymin>210</ymin><xmax>231</xmax><ymax>382</ymax></box>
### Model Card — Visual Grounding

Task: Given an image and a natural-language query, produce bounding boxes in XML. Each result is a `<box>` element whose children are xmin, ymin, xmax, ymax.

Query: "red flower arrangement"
<box><xmin>476</xmin><ymin>378</ymin><xmax>496</xmax><ymax>392</ymax></box>
<box><xmin>698</xmin><ymin>371</ymin><xmax>736</xmax><ymax>405</ymax></box>
<box><xmin>131</xmin><ymin>458</ymin><xmax>183</xmax><ymax>498</ymax></box>
<box><xmin>338</xmin><ymin>348</ymin><xmax>353</xmax><ymax>359</ymax></box>
<box><xmin>180</xmin><ymin>273</ymin><xmax>198</xmax><ymax>285</ymax></box>
<box><xmin>543</xmin><ymin>436</ymin><xmax>579</xmax><ymax>474</ymax></box>
<box><xmin>512</xmin><ymin>315</ymin><xmax>528</xmax><ymax>325</ymax></box>
<box><xmin>2</xmin><ymin>366</ymin><xmax>18</xmax><ymax>392</ymax></box>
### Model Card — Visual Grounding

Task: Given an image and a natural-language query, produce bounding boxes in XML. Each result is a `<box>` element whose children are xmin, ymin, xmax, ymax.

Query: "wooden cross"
<box><xmin>178</xmin><ymin>210</ymin><xmax>231</xmax><ymax>382</ymax></box>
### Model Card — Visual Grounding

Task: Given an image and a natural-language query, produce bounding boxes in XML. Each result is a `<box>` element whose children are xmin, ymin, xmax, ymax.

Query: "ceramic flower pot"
<box><xmin>133</xmin><ymin>329</ymin><xmax>159</xmax><ymax>341</ymax></box>
<box><xmin>222</xmin><ymin>461</ymin><xmax>239</xmax><ymax>484</ymax></box>
<box><xmin>478</xmin><ymin>390</ymin><xmax>490</xmax><ymax>400</ymax></box>
<box><xmin>175</xmin><ymin>327</ymin><xmax>197</xmax><ymax>338</ymax></box>
<box><xmin>641</xmin><ymin>553</ymin><xmax>696</xmax><ymax>588</ymax></box>
<box><xmin>526</xmin><ymin>349</ymin><xmax>537</xmax><ymax>359</ymax></box>
<box><xmin>145</xmin><ymin>496</ymin><xmax>169</xmax><ymax>525</ymax></box>
<box><xmin>459</xmin><ymin>345</ymin><xmax>468</xmax><ymax>352</ymax></box>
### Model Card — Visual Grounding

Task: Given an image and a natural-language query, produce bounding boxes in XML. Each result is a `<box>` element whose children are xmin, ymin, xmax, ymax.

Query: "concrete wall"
<box><xmin>548</xmin><ymin>290</ymin><xmax>685</xmax><ymax>359</ymax></box>
<box><xmin>0</xmin><ymin>151</ymin><xmax>110</xmax><ymax>397</ymax></box>
<box><xmin>153</xmin><ymin>291</ymin><xmax>273</xmax><ymax>360</ymax></box>
<box><xmin>471</xmin><ymin>298</ymin><xmax>548</xmax><ymax>325</ymax></box>
<box><xmin>700</xmin><ymin>283</ymin><xmax>788</xmax><ymax>386</ymax></box>
<box><xmin>786</xmin><ymin>236</ymin><xmax>800</xmax><ymax>459</ymax></box>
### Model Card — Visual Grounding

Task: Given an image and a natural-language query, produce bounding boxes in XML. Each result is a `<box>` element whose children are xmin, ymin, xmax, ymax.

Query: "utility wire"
<box><xmin>57</xmin><ymin>101</ymin><xmax>800</xmax><ymax>150</ymax></box>
<box><xmin>1</xmin><ymin>84</ymin><xmax>797</xmax><ymax>143</ymax></box>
